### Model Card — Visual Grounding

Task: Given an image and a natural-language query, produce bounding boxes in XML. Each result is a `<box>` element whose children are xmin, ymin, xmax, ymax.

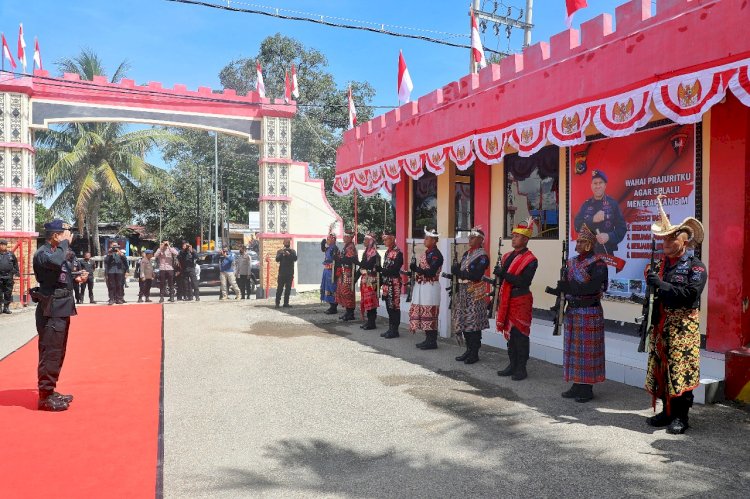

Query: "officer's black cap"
<box><xmin>0</xmin><ymin>239</ymin><xmax>7</xmax><ymax>245</ymax></box>
<box><xmin>44</xmin><ymin>219</ymin><xmax>70</xmax><ymax>232</ymax></box>
<box><xmin>592</xmin><ymin>170</ymin><xmax>608</xmax><ymax>183</ymax></box>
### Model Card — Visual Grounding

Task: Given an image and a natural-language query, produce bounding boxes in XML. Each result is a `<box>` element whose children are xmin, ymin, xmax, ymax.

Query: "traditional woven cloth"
<box><xmin>320</xmin><ymin>244</ymin><xmax>338</xmax><ymax>303</ymax></box>
<box><xmin>381</xmin><ymin>246</ymin><xmax>403</xmax><ymax>310</ymax></box>
<box><xmin>645</xmin><ymin>306</ymin><xmax>701</xmax><ymax>406</ymax></box>
<box><xmin>495</xmin><ymin>250</ymin><xmax>536</xmax><ymax>340</ymax></box>
<box><xmin>359</xmin><ymin>245</ymin><xmax>380</xmax><ymax>317</ymax></box>
<box><xmin>409</xmin><ymin>252</ymin><xmax>442</xmax><ymax>332</ymax></box>
<box><xmin>335</xmin><ymin>242</ymin><xmax>357</xmax><ymax>308</ymax></box>
<box><xmin>451</xmin><ymin>248</ymin><xmax>489</xmax><ymax>332</ymax></box>
<box><xmin>563</xmin><ymin>305</ymin><xmax>606</xmax><ymax>384</ymax></box>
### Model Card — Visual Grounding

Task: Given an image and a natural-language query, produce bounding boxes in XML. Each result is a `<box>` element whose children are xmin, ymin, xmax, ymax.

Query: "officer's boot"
<box><xmin>512</xmin><ymin>334</ymin><xmax>530</xmax><ymax>381</ymax></box>
<box><xmin>324</xmin><ymin>303</ymin><xmax>338</xmax><ymax>315</ymax></box>
<box><xmin>384</xmin><ymin>309</ymin><xmax>400</xmax><ymax>338</ymax></box>
<box><xmin>464</xmin><ymin>331</ymin><xmax>481</xmax><ymax>364</ymax></box>
<box><xmin>381</xmin><ymin>308</ymin><xmax>394</xmax><ymax>337</ymax></box>
<box><xmin>419</xmin><ymin>331</ymin><xmax>438</xmax><ymax>350</ymax></box>
<box><xmin>561</xmin><ymin>384</ymin><xmax>580</xmax><ymax>398</ymax></box>
<box><xmin>497</xmin><ymin>337</ymin><xmax>516</xmax><ymax>377</ymax></box>
<box><xmin>415</xmin><ymin>333</ymin><xmax>429</xmax><ymax>348</ymax></box>
<box><xmin>362</xmin><ymin>309</ymin><xmax>377</xmax><ymax>330</ymax></box>
<box><xmin>2</xmin><ymin>303</ymin><xmax>11</xmax><ymax>314</ymax></box>
<box><xmin>342</xmin><ymin>308</ymin><xmax>356</xmax><ymax>321</ymax></box>
<box><xmin>575</xmin><ymin>383</ymin><xmax>594</xmax><ymax>403</ymax></box>
<box><xmin>38</xmin><ymin>391</ymin><xmax>68</xmax><ymax>412</ymax></box>
<box><xmin>455</xmin><ymin>332</ymin><xmax>472</xmax><ymax>361</ymax></box>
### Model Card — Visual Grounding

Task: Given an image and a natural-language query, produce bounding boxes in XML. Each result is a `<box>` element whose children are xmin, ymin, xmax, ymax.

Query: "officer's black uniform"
<box><xmin>79</xmin><ymin>257</ymin><xmax>96</xmax><ymax>303</ymax></box>
<box><xmin>33</xmin><ymin>234</ymin><xmax>79</xmax><ymax>411</ymax></box>
<box><xmin>104</xmin><ymin>250</ymin><xmax>127</xmax><ymax>304</ymax></box>
<box><xmin>0</xmin><ymin>244</ymin><xmax>20</xmax><ymax>314</ymax></box>
<box><xmin>178</xmin><ymin>248</ymin><xmax>200</xmax><ymax>300</ymax></box>
<box><xmin>275</xmin><ymin>246</ymin><xmax>298</xmax><ymax>307</ymax></box>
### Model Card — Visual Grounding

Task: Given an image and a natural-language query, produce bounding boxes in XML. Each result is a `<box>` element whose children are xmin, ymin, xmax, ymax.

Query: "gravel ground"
<box><xmin>162</xmin><ymin>293</ymin><xmax>750</xmax><ymax>499</ymax></box>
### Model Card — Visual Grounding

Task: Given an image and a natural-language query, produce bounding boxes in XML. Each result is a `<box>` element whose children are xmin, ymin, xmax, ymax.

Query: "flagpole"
<box><xmin>354</xmin><ymin>190</ymin><xmax>359</xmax><ymax>244</ymax></box>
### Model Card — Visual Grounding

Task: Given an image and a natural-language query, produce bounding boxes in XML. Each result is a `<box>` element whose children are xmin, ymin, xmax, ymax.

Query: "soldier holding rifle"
<box><xmin>644</xmin><ymin>195</ymin><xmax>706</xmax><ymax>435</ymax></box>
<box><xmin>335</xmin><ymin>228</ymin><xmax>358</xmax><ymax>321</ymax></box>
<box><xmin>493</xmin><ymin>219</ymin><xmax>538</xmax><ymax>381</ymax></box>
<box><xmin>378</xmin><ymin>232</ymin><xmax>404</xmax><ymax>339</ymax></box>
<box><xmin>451</xmin><ymin>227</ymin><xmax>490</xmax><ymax>365</ymax></box>
<box><xmin>406</xmin><ymin>228</ymin><xmax>444</xmax><ymax>350</ymax></box>
<box><xmin>359</xmin><ymin>233</ymin><xmax>380</xmax><ymax>331</ymax></box>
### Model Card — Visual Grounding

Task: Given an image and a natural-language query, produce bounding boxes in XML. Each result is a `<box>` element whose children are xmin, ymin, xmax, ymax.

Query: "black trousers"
<box><xmin>0</xmin><ymin>277</ymin><xmax>13</xmax><ymax>306</ymax></box>
<box><xmin>667</xmin><ymin>390</ymin><xmax>694</xmax><ymax>422</ymax></box>
<box><xmin>139</xmin><ymin>278</ymin><xmax>153</xmax><ymax>299</ymax></box>
<box><xmin>79</xmin><ymin>279</ymin><xmax>94</xmax><ymax>302</ymax></box>
<box><xmin>106</xmin><ymin>273</ymin><xmax>125</xmax><ymax>302</ymax></box>
<box><xmin>181</xmin><ymin>268</ymin><xmax>199</xmax><ymax>299</ymax></box>
<box><xmin>160</xmin><ymin>270</ymin><xmax>175</xmax><ymax>299</ymax></box>
<box><xmin>276</xmin><ymin>273</ymin><xmax>293</xmax><ymax>305</ymax></box>
<box><xmin>238</xmin><ymin>274</ymin><xmax>255</xmax><ymax>298</ymax></box>
<box><xmin>35</xmin><ymin>305</ymin><xmax>71</xmax><ymax>395</ymax></box>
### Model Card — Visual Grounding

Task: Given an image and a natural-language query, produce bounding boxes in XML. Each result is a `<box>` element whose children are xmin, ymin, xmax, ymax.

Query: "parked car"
<box><xmin>196</xmin><ymin>252</ymin><xmax>222</xmax><ymax>287</ymax></box>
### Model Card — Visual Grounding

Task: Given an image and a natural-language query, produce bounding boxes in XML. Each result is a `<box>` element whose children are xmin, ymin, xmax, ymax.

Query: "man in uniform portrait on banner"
<box><xmin>574</xmin><ymin>169</ymin><xmax>627</xmax><ymax>255</ymax></box>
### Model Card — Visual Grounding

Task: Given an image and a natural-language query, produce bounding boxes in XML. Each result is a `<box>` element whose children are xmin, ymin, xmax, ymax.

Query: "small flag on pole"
<box><xmin>17</xmin><ymin>24</ymin><xmax>27</xmax><ymax>72</ymax></box>
<box><xmin>470</xmin><ymin>11</ymin><xmax>487</xmax><ymax>70</ymax></box>
<box><xmin>397</xmin><ymin>50</ymin><xmax>414</xmax><ymax>104</ymax></box>
<box><xmin>33</xmin><ymin>37</ymin><xmax>42</xmax><ymax>70</ymax></box>
<box><xmin>348</xmin><ymin>85</ymin><xmax>357</xmax><ymax>130</ymax></box>
<box><xmin>2</xmin><ymin>34</ymin><xmax>17</xmax><ymax>70</ymax></box>
<box><xmin>256</xmin><ymin>61</ymin><xmax>266</xmax><ymax>98</ymax></box>
<box><xmin>291</xmin><ymin>63</ymin><xmax>300</xmax><ymax>99</ymax></box>
<box><xmin>566</xmin><ymin>0</ymin><xmax>588</xmax><ymax>28</ymax></box>
<box><xmin>284</xmin><ymin>70</ymin><xmax>291</xmax><ymax>104</ymax></box>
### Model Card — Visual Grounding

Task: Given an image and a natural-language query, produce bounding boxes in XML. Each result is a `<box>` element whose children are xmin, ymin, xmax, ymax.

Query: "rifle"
<box><xmin>404</xmin><ymin>240</ymin><xmax>416</xmax><ymax>302</ymax></box>
<box><xmin>374</xmin><ymin>253</ymin><xmax>382</xmax><ymax>300</ymax></box>
<box><xmin>483</xmin><ymin>237</ymin><xmax>503</xmax><ymax>319</ymax></box>
<box><xmin>544</xmin><ymin>240</ymin><xmax>569</xmax><ymax>336</ymax></box>
<box><xmin>440</xmin><ymin>239</ymin><xmax>459</xmax><ymax>310</ymax></box>
<box><xmin>631</xmin><ymin>239</ymin><xmax>657</xmax><ymax>353</ymax></box>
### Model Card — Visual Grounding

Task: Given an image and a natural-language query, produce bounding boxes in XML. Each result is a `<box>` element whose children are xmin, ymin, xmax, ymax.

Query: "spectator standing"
<box><xmin>248</xmin><ymin>234</ymin><xmax>260</xmax><ymax>253</ymax></box>
<box><xmin>178</xmin><ymin>243</ymin><xmax>200</xmax><ymax>301</ymax></box>
<box><xmin>0</xmin><ymin>239</ymin><xmax>20</xmax><ymax>314</ymax></box>
<box><xmin>78</xmin><ymin>252</ymin><xmax>96</xmax><ymax>304</ymax></box>
<box><xmin>136</xmin><ymin>250</ymin><xmax>155</xmax><ymax>303</ymax></box>
<box><xmin>236</xmin><ymin>246</ymin><xmax>254</xmax><ymax>299</ymax></box>
<box><xmin>154</xmin><ymin>240</ymin><xmax>179</xmax><ymax>303</ymax></box>
<box><xmin>219</xmin><ymin>248</ymin><xmax>241</xmax><ymax>300</ymax></box>
<box><xmin>104</xmin><ymin>243</ymin><xmax>127</xmax><ymax>305</ymax></box>
<box><xmin>67</xmin><ymin>251</ymin><xmax>83</xmax><ymax>304</ymax></box>
<box><xmin>275</xmin><ymin>238</ymin><xmax>297</xmax><ymax>308</ymax></box>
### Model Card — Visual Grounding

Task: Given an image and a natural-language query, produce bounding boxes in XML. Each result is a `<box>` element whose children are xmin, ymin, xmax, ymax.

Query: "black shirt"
<box><xmin>276</xmin><ymin>247</ymin><xmax>298</xmax><ymax>275</ymax></box>
<box><xmin>79</xmin><ymin>258</ymin><xmax>96</xmax><ymax>274</ymax></box>
<box><xmin>381</xmin><ymin>246</ymin><xmax>404</xmax><ymax>278</ymax></box>
<box><xmin>416</xmin><ymin>247</ymin><xmax>443</xmax><ymax>278</ymax></box>
<box><xmin>0</xmin><ymin>251</ymin><xmax>19</xmax><ymax>276</ymax></box>
<box><xmin>654</xmin><ymin>253</ymin><xmax>707</xmax><ymax>309</ymax></box>
<box><xmin>179</xmin><ymin>249</ymin><xmax>198</xmax><ymax>270</ymax></box>
<box><xmin>104</xmin><ymin>253</ymin><xmax>127</xmax><ymax>274</ymax></box>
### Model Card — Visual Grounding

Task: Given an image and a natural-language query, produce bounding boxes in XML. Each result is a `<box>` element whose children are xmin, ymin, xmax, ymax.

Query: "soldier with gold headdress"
<box><xmin>495</xmin><ymin>218</ymin><xmax>538</xmax><ymax>381</ymax></box>
<box><xmin>335</xmin><ymin>227</ymin><xmax>359</xmax><ymax>321</ymax></box>
<box><xmin>321</xmin><ymin>222</ymin><xmax>340</xmax><ymax>315</ymax></box>
<box><xmin>452</xmin><ymin>227</ymin><xmax>491</xmax><ymax>365</ymax></box>
<box><xmin>407</xmin><ymin>227</ymin><xmax>444</xmax><ymax>350</ymax></box>
<box><xmin>644</xmin><ymin>195</ymin><xmax>707</xmax><ymax>435</ymax></box>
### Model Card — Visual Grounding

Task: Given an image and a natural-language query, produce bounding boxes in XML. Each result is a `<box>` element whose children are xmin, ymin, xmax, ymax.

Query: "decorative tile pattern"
<box><xmin>279</xmin><ymin>165</ymin><xmax>288</xmax><ymax>196</ymax></box>
<box><xmin>27</xmin><ymin>197</ymin><xmax>34</xmax><ymax>233</ymax></box>
<box><xmin>10</xmin><ymin>94</ymin><xmax>22</xmax><ymax>142</ymax></box>
<box><xmin>11</xmin><ymin>194</ymin><xmax>22</xmax><ymax>230</ymax></box>
<box><xmin>0</xmin><ymin>152</ymin><xmax>5</xmax><ymax>185</ymax></box>
<box><xmin>267</xmin><ymin>164</ymin><xmax>276</xmax><ymax>195</ymax></box>
<box><xmin>266</xmin><ymin>117</ymin><xmax>276</xmax><ymax>142</ymax></box>
<box><xmin>267</xmin><ymin>201</ymin><xmax>276</xmax><ymax>232</ymax></box>
<box><xmin>11</xmin><ymin>150</ymin><xmax>22</xmax><ymax>187</ymax></box>
<box><xmin>280</xmin><ymin>202</ymin><xmax>288</xmax><ymax>233</ymax></box>
<box><xmin>0</xmin><ymin>94</ymin><xmax>5</xmax><ymax>141</ymax></box>
<box><xmin>0</xmin><ymin>193</ymin><xmax>5</xmax><ymax>231</ymax></box>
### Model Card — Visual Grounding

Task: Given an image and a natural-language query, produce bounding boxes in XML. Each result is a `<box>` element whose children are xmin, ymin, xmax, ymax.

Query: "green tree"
<box><xmin>34</xmin><ymin>50</ymin><xmax>177</xmax><ymax>254</ymax></box>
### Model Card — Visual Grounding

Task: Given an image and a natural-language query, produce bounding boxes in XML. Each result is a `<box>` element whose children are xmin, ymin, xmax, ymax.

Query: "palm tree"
<box><xmin>35</xmin><ymin>50</ymin><xmax>176</xmax><ymax>254</ymax></box>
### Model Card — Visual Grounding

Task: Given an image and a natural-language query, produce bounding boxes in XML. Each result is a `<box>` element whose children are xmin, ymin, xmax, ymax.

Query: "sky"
<box><xmin>1</xmin><ymin>0</ymin><xmax>645</xmax><ymax>110</ymax></box>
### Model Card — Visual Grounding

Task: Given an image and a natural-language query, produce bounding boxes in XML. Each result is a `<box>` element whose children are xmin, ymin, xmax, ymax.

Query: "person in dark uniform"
<box><xmin>645</xmin><ymin>195</ymin><xmax>707</xmax><ymax>434</ymax></box>
<box><xmin>32</xmin><ymin>219</ymin><xmax>89</xmax><ymax>411</ymax></box>
<box><xmin>104</xmin><ymin>242</ymin><xmax>127</xmax><ymax>305</ymax></box>
<box><xmin>378</xmin><ymin>233</ymin><xmax>404</xmax><ymax>339</ymax></box>
<box><xmin>275</xmin><ymin>238</ymin><xmax>297</xmax><ymax>308</ymax></box>
<box><xmin>178</xmin><ymin>243</ymin><xmax>200</xmax><ymax>301</ymax></box>
<box><xmin>494</xmin><ymin>218</ymin><xmax>538</xmax><ymax>381</ymax></box>
<box><xmin>78</xmin><ymin>252</ymin><xmax>96</xmax><ymax>304</ymax></box>
<box><xmin>573</xmin><ymin>169</ymin><xmax>627</xmax><ymax>254</ymax></box>
<box><xmin>67</xmin><ymin>251</ymin><xmax>83</xmax><ymax>304</ymax></box>
<box><xmin>0</xmin><ymin>239</ymin><xmax>20</xmax><ymax>314</ymax></box>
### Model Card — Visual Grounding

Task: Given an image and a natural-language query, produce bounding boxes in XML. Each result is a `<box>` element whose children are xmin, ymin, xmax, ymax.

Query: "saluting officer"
<box><xmin>32</xmin><ymin>220</ymin><xmax>89</xmax><ymax>411</ymax></box>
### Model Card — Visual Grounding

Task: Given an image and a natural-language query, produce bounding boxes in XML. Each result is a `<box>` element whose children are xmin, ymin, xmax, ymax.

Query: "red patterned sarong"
<box><xmin>360</xmin><ymin>274</ymin><xmax>379</xmax><ymax>318</ymax></box>
<box><xmin>381</xmin><ymin>277</ymin><xmax>401</xmax><ymax>310</ymax></box>
<box><xmin>495</xmin><ymin>250</ymin><xmax>537</xmax><ymax>340</ymax></box>
<box><xmin>335</xmin><ymin>267</ymin><xmax>356</xmax><ymax>308</ymax></box>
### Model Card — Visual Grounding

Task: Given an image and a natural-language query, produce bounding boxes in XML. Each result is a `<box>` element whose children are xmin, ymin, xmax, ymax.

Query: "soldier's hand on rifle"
<box><xmin>409</xmin><ymin>262</ymin><xmax>418</xmax><ymax>272</ymax></box>
<box><xmin>451</xmin><ymin>262</ymin><xmax>461</xmax><ymax>275</ymax></box>
<box><xmin>557</xmin><ymin>280</ymin><xmax>571</xmax><ymax>294</ymax></box>
<box><xmin>493</xmin><ymin>266</ymin><xmax>505</xmax><ymax>278</ymax></box>
<box><xmin>646</xmin><ymin>272</ymin><xmax>668</xmax><ymax>290</ymax></box>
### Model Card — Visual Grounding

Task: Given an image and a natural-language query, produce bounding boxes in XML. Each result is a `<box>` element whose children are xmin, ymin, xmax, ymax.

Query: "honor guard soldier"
<box><xmin>645</xmin><ymin>196</ymin><xmax>707</xmax><ymax>434</ymax></box>
<box><xmin>408</xmin><ymin>228</ymin><xmax>444</xmax><ymax>350</ymax></box>
<box><xmin>378</xmin><ymin>232</ymin><xmax>404</xmax><ymax>339</ymax></box>
<box><xmin>359</xmin><ymin>233</ymin><xmax>380</xmax><ymax>330</ymax></box>
<box><xmin>275</xmin><ymin>238</ymin><xmax>297</xmax><ymax>308</ymax></box>
<box><xmin>495</xmin><ymin>219</ymin><xmax>538</xmax><ymax>380</ymax></box>
<box><xmin>573</xmin><ymin>169</ymin><xmax>627</xmax><ymax>254</ymax></box>
<box><xmin>32</xmin><ymin>219</ymin><xmax>89</xmax><ymax>411</ymax></box>
<box><xmin>335</xmin><ymin>228</ymin><xmax>359</xmax><ymax>321</ymax></box>
<box><xmin>559</xmin><ymin>224</ymin><xmax>608</xmax><ymax>403</ymax></box>
<box><xmin>0</xmin><ymin>239</ymin><xmax>20</xmax><ymax>314</ymax></box>
<box><xmin>321</xmin><ymin>223</ymin><xmax>340</xmax><ymax>314</ymax></box>
<box><xmin>452</xmin><ymin>227</ymin><xmax>491</xmax><ymax>364</ymax></box>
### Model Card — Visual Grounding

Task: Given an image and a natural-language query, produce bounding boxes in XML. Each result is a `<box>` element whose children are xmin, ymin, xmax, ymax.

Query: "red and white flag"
<box><xmin>347</xmin><ymin>85</ymin><xmax>357</xmax><ymax>130</ymax></box>
<box><xmin>256</xmin><ymin>61</ymin><xmax>266</xmax><ymax>98</ymax></box>
<box><xmin>17</xmin><ymin>24</ymin><xmax>27</xmax><ymax>72</ymax></box>
<box><xmin>566</xmin><ymin>0</ymin><xmax>588</xmax><ymax>28</ymax></box>
<box><xmin>33</xmin><ymin>37</ymin><xmax>42</xmax><ymax>70</ymax></box>
<box><xmin>397</xmin><ymin>50</ymin><xmax>414</xmax><ymax>104</ymax></box>
<box><xmin>284</xmin><ymin>70</ymin><xmax>291</xmax><ymax>104</ymax></box>
<box><xmin>291</xmin><ymin>63</ymin><xmax>299</xmax><ymax>99</ymax></box>
<box><xmin>2</xmin><ymin>34</ymin><xmax>17</xmax><ymax>70</ymax></box>
<box><xmin>470</xmin><ymin>11</ymin><xmax>487</xmax><ymax>69</ymax></box>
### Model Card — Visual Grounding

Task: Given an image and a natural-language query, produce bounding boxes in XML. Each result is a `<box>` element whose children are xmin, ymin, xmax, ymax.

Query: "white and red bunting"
<box><xmin>591</xmin><ymin>88</ymin><xmax>653</xmax><ymax>137</ymax></box>
<box><xmin>424</xmin><ymin>145</ymin><xmax>448</xmax><ymax>174</ymax></box>
<box><xmin>334</xmin><ymin>173</ymin><xmax>355</xmax><ymax>196</ymax></box>
<box><xmin>508</xmin><ymin>120</ymin><xmax>550</xmax><ymax>157</ymax></box>
<box><xmin>399</xmin><ymin>153</ymin><xmax>426</xmax><ymax>180</ymax></box>
<box><xmin>447</xmin><ymin>136</ymin><xmax>475</xmax><ymax>170</ymax></box>
<box><xmin>382</xmin><ymin>160</ymin><xmax>401</xmax><ymax>183</ymax></box>
<box><xmin>475</xmin><ymin>130</ymin><xmax>509</xmax><ymax>164</ymax></box>
<box><xmin>728</xmin><ymin>63</ymin><xmax>750</xmax><ymax>107</ymax></box>
<box><xmin>653</xmin><ymin>69</ymin><xmax>727</xmax><ymax>124</ymax></box>
<box><xmin>547</xmin><ymin>106</ymin><xmax>591</xmax><ymax>147</ymax></box>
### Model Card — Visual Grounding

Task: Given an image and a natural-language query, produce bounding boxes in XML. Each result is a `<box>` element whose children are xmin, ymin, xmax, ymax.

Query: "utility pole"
<box><xmin>471</xmin><ymin>0</ymin><xmax>534</xmax><ymax>68</ymax></box>
<box><xmin>214</xmin><ymin>132</ymin><xmax>219</xmax><ymax>250</ymax></box>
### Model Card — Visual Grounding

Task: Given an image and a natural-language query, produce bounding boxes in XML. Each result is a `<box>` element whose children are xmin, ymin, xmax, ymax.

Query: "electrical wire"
<box><xmin>163</xmin><ymin>0</ymin><xmax>506</xmax><ymax>55</ymax></box>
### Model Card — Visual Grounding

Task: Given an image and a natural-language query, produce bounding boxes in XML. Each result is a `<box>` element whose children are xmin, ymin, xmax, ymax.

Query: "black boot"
<box><xmin>384</xmin><ymin>309</ymin><xmax>400</xmax><ymax>338</ymax></box>
<box><xmin>512</xmin><ymin>333</ymin><xmax>529</xmax><ymax>381</ymax></box>
<box><xmin>419</xmin><ymin>331</ymin><xmax>438</xmax><ymax>350</ymax></box>
<box><xmin>2</xmin><ymin>304</ymin><xmax>11</xmax><ymax>314</ymax></box>
<box><xmin>341</xmin><ymin>308</ymin><xmax>355</xmax><ymax>321</ymax></box>
<box><xmin>381</xmin><ymin>309</ymin><xmax>393</xmax><ymax>337</ymax></box>
<box><xmin>455</xmin><ymin>332</ymin><xmax>471</xmax><ymax>361</ymax></box>
<box><xmin>362</xmin><ymin>309</ymin><xmax>377</xmax><ymax>330</ymax></box>
<box><xmin>464</xmin><ymin>331</ymin><xmax>481</xmax><ymax>364</ymax></box>
<box><xmin>324</xmin><ymin>303</ymin><xmax>338</xmax><ymax>315</ymax></box>
<box><xmin>561</xmin><ymin>384</ymin><xmax>580</xmax><ymax>398</ymax></box>
<box><xmin>497</xmin><ymin>338</ymin><xmax>516</xmax><ymax>376</ymax></box>
<box><xmin>415</xmin><ymin>333</ymin><xmax>429</xmax><ymax>348</ymax></box>
<box><xmin>575</xmin><ymin>383</ymin><xmax>594</xmax><ymax>403</ymax></box>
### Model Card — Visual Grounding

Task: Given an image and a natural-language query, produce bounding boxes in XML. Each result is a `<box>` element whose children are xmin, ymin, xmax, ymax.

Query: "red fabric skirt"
<box><xmin>335</xmin><ymin>269</ymin><xmax>356</xmax><ymax>308</ymax></box>
<box><xmin>496</xmin><ymin>293</ymin><xmax>533</xmax><ymax>340</ymax></box>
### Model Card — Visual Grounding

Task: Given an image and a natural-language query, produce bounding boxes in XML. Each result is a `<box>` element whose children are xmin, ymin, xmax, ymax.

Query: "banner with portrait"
<box><xmin>569</xmin><ymin>123</ymin><xmax>697</xmax><ymax>299</ymax></box>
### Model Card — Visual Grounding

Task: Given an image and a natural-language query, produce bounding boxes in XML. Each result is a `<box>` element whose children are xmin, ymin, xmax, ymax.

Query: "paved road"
<box><xmin>163</xmin><ymin>296</ymin><xmax>750</xmax><ymax>499</ymax></box>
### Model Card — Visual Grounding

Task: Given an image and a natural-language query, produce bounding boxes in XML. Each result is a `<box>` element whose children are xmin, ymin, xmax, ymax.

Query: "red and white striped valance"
<box><xmin>334</xmin><ymin>57</ymin><xmax>748</xmax><ymax>196</ymax></box>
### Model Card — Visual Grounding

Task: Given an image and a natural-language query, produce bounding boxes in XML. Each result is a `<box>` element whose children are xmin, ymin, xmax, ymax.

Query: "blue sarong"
<box><xmin>321</xmin><ymin>268</ymin><xmax>337</xmax><ymax>303</ymax></box>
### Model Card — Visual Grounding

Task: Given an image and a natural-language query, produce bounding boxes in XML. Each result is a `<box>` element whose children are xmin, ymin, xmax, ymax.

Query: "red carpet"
<box><xmin>0</xmin><ymin>304</ymin><xmax>163</xmax><ymax>498</ymax></box>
